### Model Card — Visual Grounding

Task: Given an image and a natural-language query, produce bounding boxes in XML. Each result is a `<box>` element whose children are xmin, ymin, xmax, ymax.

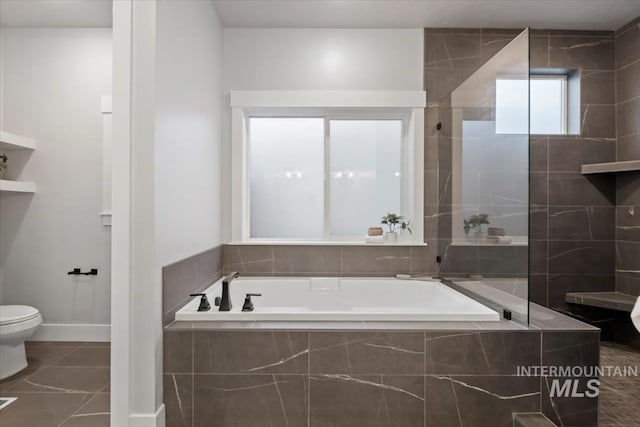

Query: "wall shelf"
<box><xmin>0</xmin><ymin>131</ymin><xmax>36</xmax><ymax>150</ymax></box>
<box><xmin>0</xmin><ymin>179</ymin><xmax>37</xmax><ymax>193</ymax></box>
<box><xmin>581</xmin><ymin>160</ymin><xmax>640</xmax><ymax>175</ymax></box>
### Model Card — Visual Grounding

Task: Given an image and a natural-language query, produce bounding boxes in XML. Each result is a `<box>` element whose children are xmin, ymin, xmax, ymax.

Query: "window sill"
<box><xmin>228</xmin><ymin>240</ymin><xmax>428</xmax><ymax>247</ymax></box>
<box><xmin>450</xmin><ymin>241</ymin><xmax>528</xmax><ymax>247</ymax></box>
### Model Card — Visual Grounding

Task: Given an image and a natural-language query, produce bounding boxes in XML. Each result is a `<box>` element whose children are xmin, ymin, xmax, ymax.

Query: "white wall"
<box><xmin>155</xmin><ymin>0</ymin><xmax>223</xmax><ymax>267</ymax></box>
<box><xmin>0</xmin><ymin>28</ymin><xmax>112</xmax><ymax>336</ymax></box>
<box><xmin>221</xmin><ymin>28</ymin><xmax>423</xmax><ymax>241</ymax></box>
<box><xmin>109</xmin><ymin>1</ymin><xmax>224</xmax><ymax>425</ymax></box>
<box><xmin>223</xmin><ymin>28</ymin><xmax>423</xmax><ymax>91</ymax></box>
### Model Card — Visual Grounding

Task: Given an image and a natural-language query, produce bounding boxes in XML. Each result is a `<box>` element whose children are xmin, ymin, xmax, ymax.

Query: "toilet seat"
<box><xmin>0</xmin><ymin>305</ymin><xmax>41</xmax><ymax>326</ymax></box>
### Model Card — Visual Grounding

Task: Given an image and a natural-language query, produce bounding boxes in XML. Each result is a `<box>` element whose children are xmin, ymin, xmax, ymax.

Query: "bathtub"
<box><xmin>175</xmin><ymin>276</ymin><xmax>500</xmax><ymax>322</ymax></box>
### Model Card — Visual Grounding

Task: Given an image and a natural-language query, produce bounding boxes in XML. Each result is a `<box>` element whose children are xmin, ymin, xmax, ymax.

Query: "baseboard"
<box><xmin>129</xmin><ymin>404</ymin><xmax>165</xmax><ymax>427</ymax></box>
<box><xmin>30</xmin><ymin>323</ymin><xmax>110</xmax><ymax>342</ymax></box>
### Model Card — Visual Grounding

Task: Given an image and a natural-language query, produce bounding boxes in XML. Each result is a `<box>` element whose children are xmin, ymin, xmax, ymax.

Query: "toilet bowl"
<box><xmin>0</xmin><ymin>305</ymin><xmax>42</xmax><ymax>380</ymax></box>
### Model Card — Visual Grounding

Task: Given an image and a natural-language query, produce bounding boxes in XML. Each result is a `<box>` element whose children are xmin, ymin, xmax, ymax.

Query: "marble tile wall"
<box><xmin>221</xmin><ymin>244</ymin><xmax>437</xmax><ymax>277</ymax></box>
<box><xmin>162</xmin><ymin>328</ymin><xmax>600</xmax><ymax>427</ymax></box>
<box><xmin>424</xmin><ymin>28</ymin><xmax>531</xmax><ymax>282</ymax></box>
<box><xmin>162</xmin><ymin>246</ymin><xmax>223</xmax><ymax>326</ymax></box>
<box><xmin>425</xmin><ymin>28</ymin><xmax>619</xmax><ymax>310</ymax></box>
<box><xmin>615</xmin><ymin>17</ymin><xmax>640</xmax><ymax>296</ymax></box>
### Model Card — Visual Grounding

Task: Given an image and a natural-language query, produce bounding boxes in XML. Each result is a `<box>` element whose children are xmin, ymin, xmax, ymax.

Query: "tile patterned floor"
<box><xmin>0</xmin><ymin>341</ymin><xmax>110</xmax><ymax>427</ymax></box>
<box><xmin>599</xmin><ymin>342</ymin><xmax>640</xmax><ymax>427</ymax></box>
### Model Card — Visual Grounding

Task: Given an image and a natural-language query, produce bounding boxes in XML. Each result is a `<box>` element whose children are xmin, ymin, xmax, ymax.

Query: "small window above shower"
<box><xmin>496</xmin><ymin>71</ymin><xmax>580</xmax><ymax>135</ymax></box>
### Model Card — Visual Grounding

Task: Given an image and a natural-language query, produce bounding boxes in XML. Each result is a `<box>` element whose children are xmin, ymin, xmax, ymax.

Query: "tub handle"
<box><xmin>242</xmin><ymin>293</ymin><xmax>262</xmax><ymax>312</ymax></box>
<box><xmin>190</xmin><ymin>293</ymin><xmax>211</xmax><ymax>312</ymax></box>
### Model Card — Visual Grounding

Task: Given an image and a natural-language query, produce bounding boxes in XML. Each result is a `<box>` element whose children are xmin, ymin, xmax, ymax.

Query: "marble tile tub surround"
<box><xmin>162</xmin><ymin>327</ymin><xmax>600</xmax><ymax>427</ymax></box>
<box><xmin>615</xmin><ymin>17</ymin><xmax>640</xmax><ymax>297</ymax></box>
<box><xmin>162</xmin><ymin>245</ymin><xmax>223</xmax><ymax>326</ymax></box>
<box><xmin>222</xmin><ymin>244</ymin><xmax>438</xmax><ymax>276</ymax></box>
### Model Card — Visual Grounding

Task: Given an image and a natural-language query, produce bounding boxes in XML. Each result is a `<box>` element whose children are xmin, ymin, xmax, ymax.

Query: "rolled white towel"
<box><xmin>632</xmin><ymin>297</ymin><xmax>640</xmax><ymax>333</ymax></box>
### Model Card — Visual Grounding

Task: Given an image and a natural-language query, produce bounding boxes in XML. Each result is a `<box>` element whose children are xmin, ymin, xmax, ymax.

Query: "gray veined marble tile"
<box><xmin>163</xmin><ymin>256</ymin><xmax>197</xmax><ymax>316</ymax></box>
<box><xmin>341</xmin><ymin>246</ymin><xmax>411</xmax><ymax>275</ymax></box>
<box><xmin>424</xmin><ymin>33</ymin><xmax>483</xmax><ymax>70</ymax></box>
<box><xmin>223</xmin><ymin>245</ymin><xmax>275</xmax><ymax>275</ymax></box>
<box><xmin>193</xmin><ymin>331</ymin><xmax>308</xmax><ymax>374</ymax></box>
<box><xmin>193</xmin><ymin>374</ymin><xmax>308</xmax><ymax>427</ymax></box>
<box><xmin>548</xmin><ymin>206</ymin><xmax>615</xmax><ymax>241</ymax></box>
<box><xmin>195</xmin><ymin>245</ymin><xmax>222</xmax><ymax>289</ymax></box>
<box><xmin>541</xmin><ymin>376</ymin><xmax>598</xmax><ymax>427</ymax></box>
<box><xmin>0</xmin><ymin>392</ymin><xmax>94</xmax><ymax>427</ymax></box>
<box><xmin>548</xmin><ymin>137</ymin><xmax>615</xmax><ymax>173</ymax></box>
<box><xmin>426</xmin><ymin>375</ymin><xmax>539</xmax><ymax>427</ymax></box>
<box><xmin>163</xmin><ymin>330</ymin><xmax>193</xmax><ymax>374</ymax></box>
<box><xmin>309</xmin><ymin>332</ymin><xmax>425</xmax><ymax>375</ymax></box>
<box><xmin>425</xmin><ymin>331</ymin><xmax>540</xmax><ymax>375</ymax></box>
<box><xmin>581</xmin><ymin>69</ymin><xmax>616</xmax><ymax>105</ymax></box>
<box><xmin>616</xmin><ymin>97</ymin><xmax>640</xmax><ymax>139</ymax></box>
<box><xmin>273</xmin><ymin>245</ymin><xmax>342</xmax><ymax>275</ymax></box>
<box><xmin>615</xmin><ymin>59</ymin><xmax>640</xmax><ymax>104</ymax></box>
<box><xmin>8</xmin><ymin>366</ymin><xmax>110</xmax><ymax>393</ymax></box>
<box><xmin>548</xmin><ymin>36</ymin><xmax>615</xmax><ymax>70</ymax></box>
<box><xmin>310</xmin><ymin>374</ymin><xmax>424</xmax><ymax>427</ymax></box>
<box><xmin>580</xmin><ymin>104</ymin><xmax>616</xmax><ymax>139</ymax></box>
<box><xmin>542</xmin><ymin>331</ymin><xmax>600</xmax><ymax>367</ymax></box>
<box><xmin>547</xmin><ymin>241</ymin><xmax>615</xmax><ymax>275</ymax></box>
<box><xmin>52</xmin><ymin>346</ymin><xmax>110</xmax><ymax>367</ymax></box>
<box><xmin>164</xmin><ymin>374</ymin><xmax>192</xmax><ymax>427</ymax></box>
<box><xmin>616</xmin><ymin>134</ymin><xmax>640</xmax><ymax>162</ymax></box>
<box><xmin>616</xmin><ymin>20</ymin><xmax>640</xmax><ymax>69</ymax></box>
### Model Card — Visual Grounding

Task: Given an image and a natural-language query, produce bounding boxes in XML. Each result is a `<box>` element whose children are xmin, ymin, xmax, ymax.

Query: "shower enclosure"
<box><xmin>431</xmin><ymin>29</ymin><xmax>531</xmax><ymax>323</ymax></box>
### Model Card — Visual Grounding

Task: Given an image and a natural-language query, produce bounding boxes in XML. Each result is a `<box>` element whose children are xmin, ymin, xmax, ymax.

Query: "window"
<box><xmin>248</xmin><ymin>116</ymin><xmax>404</xmax><ymax>240</ymax></box>
<box><xmin>228</xmin><ymin>90</ymin><xmax>426</xmax><ymax>244</ymax></box>
<box><xmin>496</xmin><ymin>75</ymin><xmax>568</xmax><ymax>135</ymax></box>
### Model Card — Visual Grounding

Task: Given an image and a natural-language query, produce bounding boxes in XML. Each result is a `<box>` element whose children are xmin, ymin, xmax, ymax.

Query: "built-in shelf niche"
<box><xmin>0</xmin><ymin>131</ymin><xmax>37</xmax><ymax>194</ymax></box>
<box><xmin>581</xmin><ymin>160</ymin><xmax>640</xmax><ymax>175</ymax></box>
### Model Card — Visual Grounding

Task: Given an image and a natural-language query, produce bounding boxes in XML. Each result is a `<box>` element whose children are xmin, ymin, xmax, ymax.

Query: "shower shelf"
<box><xmin>0</xmin><ymin>131</ymin><xmax>36</xmax><ymax>150</ymax></box>
<box><xmin>581</xmin><ymin>160</ymin><xmax>640</xmax><ymax>175</ymax></box>
<box><xmin>0</xmin><ymin>179</ymin><xmax>37</xmax><ymax>193</ymax></box>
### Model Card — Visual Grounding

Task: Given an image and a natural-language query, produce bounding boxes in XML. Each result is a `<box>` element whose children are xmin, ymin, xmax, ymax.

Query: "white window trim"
<box><xmin>228</xmin><ymin>90</ymin><xmax>426</xmax><ymax>244</ymax></box>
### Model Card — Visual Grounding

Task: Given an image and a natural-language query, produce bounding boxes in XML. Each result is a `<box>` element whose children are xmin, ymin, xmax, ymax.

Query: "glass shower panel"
<box><xmin>444</xmin><ymin>29</ymin><xmax>530</xmax><ymax>324</ymax></box>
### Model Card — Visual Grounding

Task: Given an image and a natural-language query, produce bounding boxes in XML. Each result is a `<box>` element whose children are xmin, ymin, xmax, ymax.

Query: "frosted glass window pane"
<box><xmin>530</xmin><ymin>78</ymin><xmax>564</xmax><ymax>134</ymax></box>
<box><xmin>495</xmin><ymin>79</ymin><xmax>529</xmax><ymax>134</ymax></box>
<box><xmin>496</xmin><ymin>77</ymin><xmax>566</xmax><ymax>134</ymax></box>
<box><xmin>329</xmin><ymin>120</ymin><xmax>402</xmax><ymax>236</ymax></box>
<box><xmin>249</xmin><ymin>118</ymin><xmax>324</xmax><ymax>238</ymax></box>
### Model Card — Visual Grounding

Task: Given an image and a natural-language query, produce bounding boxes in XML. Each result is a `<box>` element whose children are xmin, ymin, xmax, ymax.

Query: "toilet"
<box><xmin>0</xmin><ymin>305</ymin><xmax>42</xmax><ymax>380</ymax></box>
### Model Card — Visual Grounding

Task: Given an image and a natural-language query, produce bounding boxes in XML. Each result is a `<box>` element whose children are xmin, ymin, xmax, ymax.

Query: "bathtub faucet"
<box><xmin>219</xmin><ymin>271</ymin><xmax>239</xmax><ymax>311</ymax></box>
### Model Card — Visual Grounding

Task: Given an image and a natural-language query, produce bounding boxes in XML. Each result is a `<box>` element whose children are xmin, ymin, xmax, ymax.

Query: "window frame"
<box><xmin>227</xmin><ymin>90</ymin><xmax>426</xmax><ymax>245</ymax></box>
<box><xmin>245</xmin><ymin>112</ymin><xmax>409</xmax><ymax>241</ymax></box>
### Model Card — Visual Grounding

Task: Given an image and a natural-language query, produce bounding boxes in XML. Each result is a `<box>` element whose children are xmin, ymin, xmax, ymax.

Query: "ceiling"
<box><xmin>0</xmin><ymin>0</ymin><xmax>638</xmax><ymax>31</ymax></box>
<box><xmin>0</xmin><ymin>0</ymin><xmax>112</xmax><ymax>28</ymax></box>
<box><xmin>213</xmin><ymin>0</ymin><xmax>640</xmax><ymax>31</ymax></box>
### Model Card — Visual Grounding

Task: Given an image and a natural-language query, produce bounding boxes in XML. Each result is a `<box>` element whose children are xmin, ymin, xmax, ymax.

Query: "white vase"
<box><xmin>384</xmin><ymin>231</ymin><xmax>398</xmax><ymax>243</ymax></box>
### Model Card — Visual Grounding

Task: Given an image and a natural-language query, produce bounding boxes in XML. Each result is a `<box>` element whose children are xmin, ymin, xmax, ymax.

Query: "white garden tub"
<box><xmin>175</xmin><ymin>276</ymin><xmax>500</xmax><ymax>322</ymax></box>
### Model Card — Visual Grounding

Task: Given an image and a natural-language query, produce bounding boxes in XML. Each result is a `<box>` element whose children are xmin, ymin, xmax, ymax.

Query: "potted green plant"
<box><xmin>381</xmin><ymin>213</ymin><xmax>412</xmax><ymax>243</ymax></box>
<box><xmin>0</xmin><ymin>154</ymin><xmax>7</xmax><ymax>179</ymax></box>
<box><xmin>463</xmin><ymin>213</ymin><xmax>490</xmax><ymax>239</ymax></box>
